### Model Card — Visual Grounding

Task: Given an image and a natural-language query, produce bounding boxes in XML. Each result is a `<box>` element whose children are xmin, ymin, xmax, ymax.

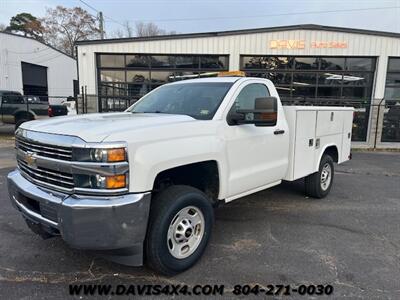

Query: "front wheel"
<box><xmin>145</xmin><ymin>185</ymin><xmax>214</xmax><ymax>275</ymax></box>
<box><xmin>15</xmin><ymin>118</ymin><xmax>28</xmax><ymax>130</ymax></box>
<box><xmin>305</xmin><ymin>155</ymin><xmax>334</xmax><ymax>198</ymax></box>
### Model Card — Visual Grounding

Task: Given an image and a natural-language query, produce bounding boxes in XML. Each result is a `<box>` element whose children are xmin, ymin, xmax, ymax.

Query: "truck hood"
<box><xmin>21</xmin><ymin>112</ymin><xmax>197</xmax><ymax>142</ymax></box>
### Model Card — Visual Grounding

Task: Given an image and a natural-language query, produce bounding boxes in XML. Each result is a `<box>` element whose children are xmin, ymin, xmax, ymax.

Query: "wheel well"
<box><xmin>15</xmin><ymin>111</ymin><xmax>34</xmax><ymax>122</ymax></box>
<box><xmin>153</xmin><ymin>161</ymin><xmax>220</xmax><ymax>202</ymax></box>
<box><xmin>323</xmin><ymin>145</ymin><xmax>339</xmax><ymax>163</ymax></box>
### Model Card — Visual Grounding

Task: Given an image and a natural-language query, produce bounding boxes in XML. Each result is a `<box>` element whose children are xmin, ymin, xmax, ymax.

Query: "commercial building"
<box><xmin>0</xmin><ymin>32</ymin><xmax>77</xmax><ymax>104</ymax></box>
<box><xmin>76</xmin><ymin>24</ymin><xmax>400</xmax><ymax>148</ymax></box>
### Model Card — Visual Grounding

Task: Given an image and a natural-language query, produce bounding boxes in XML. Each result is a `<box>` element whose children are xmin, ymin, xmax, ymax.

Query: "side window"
<box><xmin>232</xmin><ymin>83</ymin><xmax>271</xmax><ymax>121</ymax></box>
<box><xmin>3</xmin><ymin>93</ymin><xmax>24</xmax><ymax>104</ymax></box>
<box><xmin>2</xmin><ymin>94</ymin><xmax>11</xmax><ymax>104</ymax></box>
<box><xmin>12</xmin><ymin>92</ymin><xmax>25</xmax><ymax>104</ymax></box>
<box><xmin>234</xmin><ymin>83</ymin><xmax>270</xmax><ymax>110</ymax></box>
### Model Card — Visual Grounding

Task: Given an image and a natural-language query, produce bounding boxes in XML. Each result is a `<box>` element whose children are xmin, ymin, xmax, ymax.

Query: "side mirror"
<box><xmin>227</xmin><ymin>112</ymin><xmax>245</xmax><ymax>125</ymax></box>
<box><xmin>228</xmin><ymin>96</ymin><xmax>278</xmax><ymax>126</ymax></box>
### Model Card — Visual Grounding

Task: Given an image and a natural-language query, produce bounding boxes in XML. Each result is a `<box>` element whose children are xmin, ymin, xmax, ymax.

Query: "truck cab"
<box><xmin>7</xmin><ymin>76</ymin><xmax>353</xmax><ymax>275</ymax></box>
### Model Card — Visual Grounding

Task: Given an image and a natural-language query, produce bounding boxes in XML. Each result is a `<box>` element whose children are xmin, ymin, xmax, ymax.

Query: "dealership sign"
<box><xmin>269</xmin><ymin>40</ymin><xmax>348</xmax><ymax>49</ymax></box>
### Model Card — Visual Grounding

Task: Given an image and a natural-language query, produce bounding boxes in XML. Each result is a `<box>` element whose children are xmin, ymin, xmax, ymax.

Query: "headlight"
<box><xmin>71</xmin><ymin>145</ymin><xmax>129</xmax><ymax>192</ymax></box>
<box><xmin>91</xmin><ymin>149</ymin><xmax>105</xmax><ymax>162</ymax></box>
<box><xmin>90</xmin><ymin>174</ymin><xmax>127</xmax><ymax>189</ymax></box>
<box><xmin>73</xmin><ymin>147</ymin><xmax>127</xmax><ymax>162</ymax></box>
<box><xmin>90</xmin><ymin>148</ymin><xmax>126</xmax><ymax>162</ymax></box>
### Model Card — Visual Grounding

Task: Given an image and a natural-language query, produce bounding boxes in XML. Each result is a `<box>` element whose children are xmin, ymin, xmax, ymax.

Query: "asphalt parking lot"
<box><xmin>0</xmin><ymin>138</ymin><xmax>399</xmax><ymax>299</ymax></box>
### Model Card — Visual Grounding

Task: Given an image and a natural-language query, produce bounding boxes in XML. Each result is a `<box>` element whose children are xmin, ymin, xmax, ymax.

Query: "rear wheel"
<box><xmin>305</xmin><ymin>154</ymin><xmax>334</xmax><ymax>198</ymax></box>
<box><xmin>145</xmin><ymin>185</ymin><xmax>213</xmax><ymax>275</ymax></box>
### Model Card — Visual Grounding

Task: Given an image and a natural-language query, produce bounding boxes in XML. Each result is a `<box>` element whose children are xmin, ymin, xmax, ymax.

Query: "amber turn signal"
<box><xmin>106</xmin><ymin>174</ymin><xmax>126</xmax><ymax>189</ymax></box>
<box><xmin>107</xmin><ymin>148</ymin><xmax>126</xmax><ymax>162</ymax></box>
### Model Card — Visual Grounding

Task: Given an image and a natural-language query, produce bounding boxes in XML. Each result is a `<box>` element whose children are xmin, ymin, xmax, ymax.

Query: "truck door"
<box><xmin>1</xmin><ymin>92</ymin><xmax>25</xmax><ymax>124</ymax></box>
<box><xmin>224</xmin><ymin>81</ymin><xmax>289</xmax><ymax>198</ymax></box>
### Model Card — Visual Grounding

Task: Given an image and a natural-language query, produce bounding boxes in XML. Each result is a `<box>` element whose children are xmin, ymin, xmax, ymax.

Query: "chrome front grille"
<box><xmin>15</xmin><ymin>129</ymin><xmax>129</xmax><ymax>195</ymax></box>
<box><xmin>18</xmin><ymin>159</ymin><xmax>74</xmax><ymax>191</ymax></box>
<box><xmin>16</xmin><ymin>135</ymin><xmax>75</xmax><ymax>192</ymax></box>
<box><xmin>16</xmin><ymin>136</ymin><xmax>72</xmax><ymax>161</ymax></box>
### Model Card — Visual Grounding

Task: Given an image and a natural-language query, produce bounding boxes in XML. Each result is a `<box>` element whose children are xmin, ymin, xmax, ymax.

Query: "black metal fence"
<box><xmin>381</xmin><ymin>101</ymin><xmax>400</xmax><ymax>143</ymax></box>
<box><xmin>77</xmin><ymin>91</ymin><xmax>400</xmax><ymax>145</ymax></box>
<box><xmin>1</xmin><ymin>92</ymin><xmax>399</xmax><ymax>146</ymax></box>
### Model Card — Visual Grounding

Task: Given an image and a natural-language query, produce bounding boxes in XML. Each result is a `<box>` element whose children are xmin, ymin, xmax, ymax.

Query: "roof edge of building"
<box><xmin>75</xmin><ymin>24</ymin><xmax>400</xmax><ymax>46</ymax></box>
<box><xmin>0</xmin><ymin>31</ymin><xmax>76</xmax><ymax>60</ymax></box>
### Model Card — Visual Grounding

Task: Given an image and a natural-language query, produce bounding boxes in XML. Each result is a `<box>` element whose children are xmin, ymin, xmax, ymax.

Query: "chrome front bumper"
<box><xmin>7</xmin><ymin>169</ymin><xmax>151</xmax><ymax>266</ymax></box>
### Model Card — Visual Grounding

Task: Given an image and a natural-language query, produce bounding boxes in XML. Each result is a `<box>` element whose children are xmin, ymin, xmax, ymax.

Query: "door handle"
<box><xmin>274</xmin><ymin>129</ymin><xmax>285</xmax><ymax>135</ymax></box>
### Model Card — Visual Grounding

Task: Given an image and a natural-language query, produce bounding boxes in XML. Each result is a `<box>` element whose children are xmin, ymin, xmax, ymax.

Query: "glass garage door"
<box><xmin>240</xmin><ymin>56</ymin><xmax>376</xmax><ymax>142</ymax></box>
<box><xmin>97</xmin><ymin>54</ymin><xmax>229</xmax><ymax>113</ymax></box>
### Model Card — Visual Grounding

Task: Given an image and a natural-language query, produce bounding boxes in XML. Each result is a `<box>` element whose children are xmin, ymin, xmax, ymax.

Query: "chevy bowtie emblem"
<box><xmin>24</xmin><ymin>151</ymin><xmax>37</xmax><ymax>168</ymax></box>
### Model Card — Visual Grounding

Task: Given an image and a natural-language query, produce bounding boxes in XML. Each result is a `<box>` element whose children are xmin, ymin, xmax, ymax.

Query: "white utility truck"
<box><xmin>8</xmin><ymin>75</ymin><xmax>353</xmax><ymax>275</ymax></box>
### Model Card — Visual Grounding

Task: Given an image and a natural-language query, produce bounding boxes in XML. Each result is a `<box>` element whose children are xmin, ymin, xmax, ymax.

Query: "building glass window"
<box><xmin>97</xmin><ymin>54</ymin><xmax>229</xmax><ymax>112</ymax></box>
<box><xmin>318</xmin><ymin>73</ymin><xmax>343</xmax><ymax>85</ymax></box>
<box><xmin>241</xmin><ymin>55</ymin><xmax>376</xmax><ymax>141</ymax></box>
<box><xmin>149</xmin><ymin>55</ymin><xmax>175</xmax><ymax>69</ymax></box>
<box><xmin>99</xmin><ymin>54</ymin><xmax>125</xmax><ymax>68</ymax></box>
<box><xmin>317</xmin><ymin>86</ymin><xmax>341</xmax><ymax>98</ymax></box>
<box><xmin>293</xmin><ymin>73</ymin><xmax>317</xmax><ymax>85</ymax></box>
<box><xmin>294</xmin><ymin>57</ymin><xmax>319</xmax><ymax>70</ymax></box>
<box><xmin>387</xmin><ymin>58</ymin><xmax>400</xmax><ymax>71</ymax></box>
<box><xmin>293</xmin><ymin>86</ymin><xmax>316</xmax><ymax>98</ymax></box>
<box><xmin>382</xmin><ymin>57</ymin><xmax>400</xmax><ymax>142</ymax></box>
<box><xmin>175</xmin><ymin>56</ymin><xmax>199</xmax><ymax>69</ymax></box>
<box><xmin>346</xmin><ymin>57</ymin><xmax>375</xmax><ymax>71</ymax></box>
<box><xmin>100</xmin><ymin>70</ymin><xmax>125</xmax><ymax>82</ymax></box>
<box><xmin>200</xmin><ymin>56</ymin><xmax>228</xmax><ymax>69</ymax></box>
<box><xmin>385</xmin><ymin>73</ymin><xmax>400</xmax><ymax>86</ymax></box>
<box><xmin>241</xmin><ymin>56</ymin><xmax>294</xmax><ymax>70</ymax></box>
<box><xmin>320</xmin><ymin>57</ymin><xmax>345</xmax><ymax>70</ymax></box>
<box><xmin>126</xmin><ymin>71</ymin><xmax>150</xmax><ymax>98</ymax></box>
<box><xmin>150</xmin><ymin>71</ymin><xmax>175</xmax><ymax>88</ymax></box>
<box><xmin>126</xmin><ymin>55</ymin><xmax>150</xmax><ymax>68</ymax></box>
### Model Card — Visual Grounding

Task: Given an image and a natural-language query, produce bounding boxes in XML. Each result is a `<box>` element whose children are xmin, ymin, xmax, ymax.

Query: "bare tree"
<box><xmin>107</xmin><ymin>20</ymin><xmax>133</xmax><ymax>38</ymax></box>
<box><xmin>123</xmin><ymin>20</ymin><xmax>134</xmax><ymax>37</ymax></box>
<box><xmin>0</xmin><ymin>23</ymin><xmax>6</xmax><ymax>31</ymax></box>
<box><xmin>135</xmin><ymin>21</ymin><xmax>176</xmax><ymax>37</ymax></box>
<box><xmin>108</xmin><ymin>28</ymin><xmax>125</xmax><ymax>38</ymax></box>
<box><xmin>41</xmin><ymin>6</ymin><xmax>100</xmax><ymax>56</ymax></box>
<box><xmin>109</xmin><ymin>21</ymin><xmax>174</xmax><ymax>38</ymax></box>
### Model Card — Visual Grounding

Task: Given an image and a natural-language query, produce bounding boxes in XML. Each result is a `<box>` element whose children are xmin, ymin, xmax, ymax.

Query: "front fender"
<box><xmin>128</xmin><ymin>135</ymin><xmax>228</xmax><ymax>198</ymax></box>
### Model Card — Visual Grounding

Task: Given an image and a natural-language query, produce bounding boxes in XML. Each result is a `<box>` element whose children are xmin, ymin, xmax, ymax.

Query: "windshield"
<box><xmin>128</xmin><ymin>82</ymin><xmax>233</xmax><ymax>120</ymax></box>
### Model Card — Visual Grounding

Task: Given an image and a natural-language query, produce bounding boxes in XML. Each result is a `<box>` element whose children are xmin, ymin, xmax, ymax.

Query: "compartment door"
<box><xmin>293</xmin><ymin>110</ymin><xmax>317</xmax><ymax>179</ymax></box>
<box><xmin>316</xmin><ymin>110</ymin><xmax>344</xmax><ymax>136</ymax></box>
<box><xmin>341</xmin><ymin>110</ymin><xmax>353</xmax><ymax>163</ymax></box>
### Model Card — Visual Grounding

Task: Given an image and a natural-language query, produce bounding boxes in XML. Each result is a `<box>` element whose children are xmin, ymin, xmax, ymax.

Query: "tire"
<box><xmin>15</xmin><ymin>118</ymin><xmax>28</xmax><ymax>130</ymax></box>
<box><xmin>145</xmin><ymin>185</ymin><xmax>214</xmax><ymax>275</ymax></box>
<box><xmin>305</xmin><ymin>155</ymin><xmax>334</xmax><ymax>198</ymax></box>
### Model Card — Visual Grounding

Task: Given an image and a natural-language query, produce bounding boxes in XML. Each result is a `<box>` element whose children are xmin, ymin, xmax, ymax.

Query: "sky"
<box><xmin>0</xmin><ymin>0</ymin><xmax>400</xmax><ymax>36</ymax></box>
